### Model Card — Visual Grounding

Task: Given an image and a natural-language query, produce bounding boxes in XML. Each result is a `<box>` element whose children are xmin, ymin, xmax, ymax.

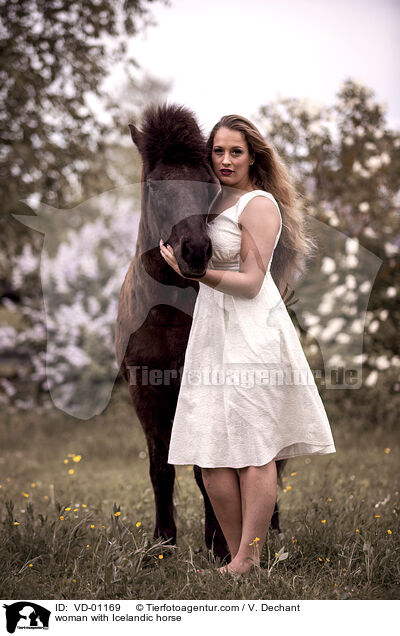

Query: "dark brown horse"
<box><xmin>115</xmin><ymin>103</ymin><xmax>285</xmax><ymax>562</ymax></box>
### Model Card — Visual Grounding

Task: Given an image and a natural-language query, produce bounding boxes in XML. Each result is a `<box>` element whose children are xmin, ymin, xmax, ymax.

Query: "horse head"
<box><xmin>128</xmin><ymin>102</ymin><xmax>220</xmax><ymax>280</ymax></box>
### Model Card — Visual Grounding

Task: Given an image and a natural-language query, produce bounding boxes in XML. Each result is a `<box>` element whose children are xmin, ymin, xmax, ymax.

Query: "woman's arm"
<box><xmin>193</xmin><ymin>196</ymin><xmax>281</xmax><ymax>299</ymax></box>
<box><xmin>159</xmin><ymin>196</ymin><xmax>281</xmax><ymax>299</ymax></box>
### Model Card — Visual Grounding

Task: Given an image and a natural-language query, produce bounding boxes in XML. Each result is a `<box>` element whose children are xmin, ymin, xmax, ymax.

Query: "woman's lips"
<box><xmin>220</xmin><ymin>169</ymin><xmax>233</xmax><ymax>175</ymax></box>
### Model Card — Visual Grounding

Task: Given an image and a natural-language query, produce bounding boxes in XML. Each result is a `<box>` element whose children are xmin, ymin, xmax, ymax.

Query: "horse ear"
<box><xmin>128</xmin><ymin>123</ymin><xmax>143</xmax><ymax>151</ymax></box>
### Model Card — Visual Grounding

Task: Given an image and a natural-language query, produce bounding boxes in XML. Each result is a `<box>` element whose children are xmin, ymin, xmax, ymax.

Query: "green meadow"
<box><xmin>0</xmin><ymin>385</ymin><xmax>398</xmax><ymax>600</ymax></box>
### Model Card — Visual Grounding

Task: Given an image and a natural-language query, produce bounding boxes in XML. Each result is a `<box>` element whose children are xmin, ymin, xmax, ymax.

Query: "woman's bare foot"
<box><xmin>217</xmin><ymin>556</ymin><xmax>259</xmax><ymax>577</ymax></box>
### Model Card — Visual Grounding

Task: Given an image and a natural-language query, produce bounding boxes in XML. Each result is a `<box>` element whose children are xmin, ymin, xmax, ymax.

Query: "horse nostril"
<box><xmin>181</xmin><ymin>237</ymin><xmax>211</xmax><ymax>265</ymax></box>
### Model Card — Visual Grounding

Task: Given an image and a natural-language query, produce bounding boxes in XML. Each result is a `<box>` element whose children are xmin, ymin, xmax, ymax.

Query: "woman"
<box><xmin>160</xmin><ymin>114</ymin><xmax>336</xmax><ymax>577</ymax></box>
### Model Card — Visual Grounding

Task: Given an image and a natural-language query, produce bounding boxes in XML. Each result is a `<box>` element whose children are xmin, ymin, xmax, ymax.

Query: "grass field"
<box><xmin>0</xmin><ymin>384</ymin><xmax>398</xmax><ymax>600</ymax></box>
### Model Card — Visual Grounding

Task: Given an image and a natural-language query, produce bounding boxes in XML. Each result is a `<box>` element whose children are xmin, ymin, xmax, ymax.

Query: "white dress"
<box><xmin>167</xmin><ymin>190</ymin><xmax>336</xmax><ymax>468</ymax></box>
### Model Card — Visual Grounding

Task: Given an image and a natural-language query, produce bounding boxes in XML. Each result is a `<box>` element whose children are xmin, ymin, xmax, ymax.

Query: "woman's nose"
<box><xmin>222</xmin><ymin>154</ymin><xmax>231</xmax><ymax>165</ymax></box>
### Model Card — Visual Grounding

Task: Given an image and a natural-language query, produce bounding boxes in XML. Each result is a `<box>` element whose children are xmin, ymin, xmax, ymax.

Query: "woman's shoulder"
<box><xmin>237</xmin><ymin>190</ymin><xmax>281</xmax><ymax>220</ymax></box>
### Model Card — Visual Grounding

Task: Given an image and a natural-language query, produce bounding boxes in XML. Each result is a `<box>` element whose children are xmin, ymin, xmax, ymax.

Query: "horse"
<box><xmin>115</xmin><ymin>102</ymin><xmax>286</xmax><ymax>563</ymax></box>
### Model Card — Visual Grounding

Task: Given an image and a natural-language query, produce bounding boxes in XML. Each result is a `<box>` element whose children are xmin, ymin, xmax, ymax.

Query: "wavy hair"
<box><xmin>206</xmin><ymin>114</ymin><xmax>317</xmax><ymax>301</ymax></box>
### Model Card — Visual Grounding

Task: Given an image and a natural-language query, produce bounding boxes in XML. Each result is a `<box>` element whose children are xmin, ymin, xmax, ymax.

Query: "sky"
<box><xmin>108</xmin><ymin>0</ymin><xmax>400</xmax><ymax>134</ymax></box>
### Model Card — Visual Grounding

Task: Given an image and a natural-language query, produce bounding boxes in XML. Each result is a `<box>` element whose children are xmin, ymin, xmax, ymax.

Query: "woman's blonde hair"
<box><xmin>206</xmin><ymin>114</ymin><xmax>317</xmax><ymax>301</ymax></box>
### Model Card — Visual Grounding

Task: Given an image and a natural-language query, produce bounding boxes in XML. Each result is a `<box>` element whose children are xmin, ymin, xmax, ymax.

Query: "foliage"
<box><xmin>255</xmin><ymin>78</ymin><xmax>400</xmax><ymax>393</ymax></box>
<box><xmin>0</xmin><ymin>0</ymin><xmax>167</xmax><ymax>270</ymax></box>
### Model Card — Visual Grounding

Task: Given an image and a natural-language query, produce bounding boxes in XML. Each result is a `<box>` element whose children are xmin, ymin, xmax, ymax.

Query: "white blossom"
<box><xmin>365</xmin><ymin>370</ymin><xmax>378</xmax><ymax>386</ymax></box>
<box><xmin>368</xmin><ymin>320</ymin><xmax>380</xmax><ymax>333</ymax></box>
<box><xmin>375</xmin><ymin>356</ymin><xmax>390</xmax><ymax>370</ymax></box>
<box><xmin>346</xmin><ymin>238</ymin><xmax>359</xmax><ymax>254</ymax></box>
<box><xmin>358</xmin><ymin>202</ymin><xmax>370</xmax><ymax>213</ymax></box>
<box><xmin>384</xmin><ymin>242</ymin><xmax>399</xmax><ymax>257</ymax></box>
<box><xmin>321</xmin><ymin>256</ymin><xmax>336</xmax><ymax>274</ymax></box>
<box><xmin>346</xmin><ymin>274</ymin><xmax>357</xmax><ymax>289</ymax></box>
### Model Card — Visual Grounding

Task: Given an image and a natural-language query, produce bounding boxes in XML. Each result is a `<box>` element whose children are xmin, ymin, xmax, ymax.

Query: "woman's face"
<box><xmin>211</xmin><ymin>127</ymin><xmax>254</xmax><ymax>190</ymax></box>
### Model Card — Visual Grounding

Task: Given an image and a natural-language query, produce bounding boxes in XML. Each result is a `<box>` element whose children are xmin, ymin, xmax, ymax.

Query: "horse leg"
<box><xmin>148</xmin><ymin>436</ymin><xmax>176</xmax><ymax>546</ymax></box>
<box><xmin>128</xmin><ymin>384</ymin><xmax>177</xmax><ymax>546</ymax></box>
<box><xmin>270</xmin><ymin>500</ymin><xmax>281</xmax><ymax>533</ymax></box>
<box><xmin>271</xmin><ymin>458</ymin><xmax>288</xmax><ymax>534</ymax></box>
<box><xmin>193</xmin><ymin>465</ymin><xmax>230</xmax><ymax>563</ymax></box>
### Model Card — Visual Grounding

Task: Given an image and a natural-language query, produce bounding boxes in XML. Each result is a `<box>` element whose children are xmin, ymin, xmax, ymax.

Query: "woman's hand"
<box><xmin>159</xmin><ymin>239</ymin><xmax>188</xmax><ymax>278</ymax></box>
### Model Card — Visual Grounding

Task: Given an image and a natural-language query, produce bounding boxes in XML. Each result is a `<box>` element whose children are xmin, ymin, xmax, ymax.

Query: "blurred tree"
<box><xmin>254</xmin><ymin>78</ymin><xmax>400</xmax><ymax>423</ymax></box>
<box><xmin>0</xmin><ymin>0</ymin><xmax>168</xmax><ymax>293</ymax></box>
<box><xmin>94</xmin><ymin>72</ymin><xmax>171</xmax><ymax>192</ymax></box>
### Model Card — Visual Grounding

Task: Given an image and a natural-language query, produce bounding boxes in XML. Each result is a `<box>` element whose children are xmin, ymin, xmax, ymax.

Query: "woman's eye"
<box><xmin>213</xmin><ymin>148</ymin><xmax>242</xmax><ymax>155</ymax></box>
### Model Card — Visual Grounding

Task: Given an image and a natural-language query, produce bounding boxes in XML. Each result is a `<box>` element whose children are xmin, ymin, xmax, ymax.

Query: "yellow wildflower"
<box><xmin>64</xmin><ymin>459</ymin><xmax>69</xmax><ymax>464</ymax></box>
<box><xmin>31</xmin><ymin>483</ymin><xmax>36</xmax><ymax>488</ymax></box>
<box><xmin>318</xmin><ymin>557</ymin><xmax>323</xmax><ymax>562</ymax></box>
<box><xmin>65</xmin><ymin>507</ymin><xmax>71</xmax><ymax>511</ymax></box>
<box><xmin>22</xmin><ymin>492</ymin><xmax>29</xmax><ymax>498</ymax></box>
<box><xmin>326</xmin><ymin>558</ymin><xmax>330</xmax><ymax>562</ymax></box>
<box><xmin>290</xmin><ymin>472</ymin><xmax>297</xmax><ymax>476</ymax></box>
<box><xmin>13</xmin><ymin>521</ymin><xmax>20</xmax><ymax>526</ymax></box>
<box><xmin>387</xmin><ymin>529</ymin><xmax>392</xmax><ymax>535</ymax></box>
<box><xmin>86</xmin><ymin>544</ymin><xmax>90</xmax><ymax>548</ymax></box>
<box><xmin>28</xmin><ymin>564</ymin><xmax>33</xmax><ymax>568</ymax></box>
<box><xmin>136</xmin><ymin>521</ymin><xmax>141</xmax><ymax>527</ymax></box>
<box><xmin>158</xmin><ymin>554</ymin><xmax>164</xmax><ymax>559</ymax></box>
<box><xmin>90</xmin><ymin>524</ymin><xmax>95</xmax><ymax>529</ymax></box>
<box><xmin>82</xmin><ymin>504</ymin><xmax>87</xmax><ymax>508</ymax></box>
<box><xmin>384</xmin><ymin>448</ymin><xmax>391</xmax><ymax>454</ymax></box>
<box><xmin>356</xmin><ymin>529</ymin><xmax>360</xmax><ymax>533</ymax></box>
<box><xmin>73</xmin><ymin>508</ymin><xmax>78</xmax><ymax>512</ymax></box>
<box><xmin>68</xmin><ymin>469</ymin><xmax>74</xmax><ymax>475</ymax></box>
<box><xmin>327</xmin><ymin>498</ymin><xmax>332</xmax><ymax>502</ymax></box>
<box><xmin>286</xmin><ymin>485</ymin><xmax>292</xmax><ymax>490</ymax></box>
<box><xmin>375</xmin><ymin>515</ymin><xmax>381</xmax><ymax>518</ymax></box>
<box><xmin>59</xmin><ymin>516</ymin><xmax>64</xmax><ymax>520</ymax></box>
<box><xmin>321</xmin><ymin>519</ymin><xmax>326</xmax><ymax>524</ymax></box>
<box><xmin>72</xmin><ymin>579</ymin><xmax>77</xmax><ymax>583</ymax></box>
<box><xmin>73</xmin><ymin>455</ymin><xmax>82</xmax><ymax>463</ymax></box>
<box><xmin>114</xmin><ymin>512</ymin><xmax>121</xmax><ymax>517</ymax></box>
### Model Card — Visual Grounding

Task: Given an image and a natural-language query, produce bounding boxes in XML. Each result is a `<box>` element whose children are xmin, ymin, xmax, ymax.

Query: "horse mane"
<box><xmin>140</xmin><ymin>102</ymin><xmax>206</xmax><ymax>168</ymax></box>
